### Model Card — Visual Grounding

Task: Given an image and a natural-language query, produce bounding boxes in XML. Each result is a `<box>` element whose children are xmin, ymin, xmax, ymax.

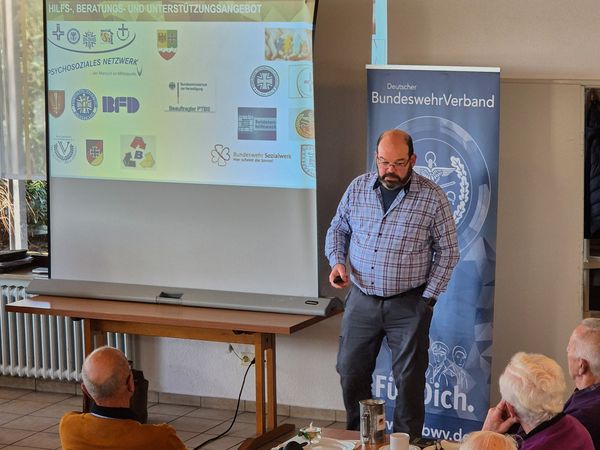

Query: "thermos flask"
<box><xmin>359</xmin><ymin>399</ymin><xmax>386</xmax><ymax>444</ymax></box>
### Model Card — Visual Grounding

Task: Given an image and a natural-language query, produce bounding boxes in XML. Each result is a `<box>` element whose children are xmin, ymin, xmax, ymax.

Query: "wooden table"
<box><xmin>6</xmin><ymin>296</ymin><xmax>338</xmax><ymax>450</ymax></box>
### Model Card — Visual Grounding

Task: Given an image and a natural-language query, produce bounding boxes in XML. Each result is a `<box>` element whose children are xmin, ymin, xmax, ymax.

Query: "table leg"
<box><xmin>240</xmin><ymin>333</ymin><xmax>294</xmax><ymax>450</ymax></box>
<box><xmin>254</xmin><ymin>333</ymin><xmax>266</xmax><ymax>435</ymax></box>
<box><xmin>266</xmin><ymin>334</ymin><xmax>276</xmax><ymax>430</ymax></box>
<box><xmin>83</xmin><ymin>319</ymin><xmax>107</xmax><ymax>356</ymax></box>
<box><xmin>83</xmin><ymin>319</ymin><xmax>93</xmax><ymax>356</ymax></box>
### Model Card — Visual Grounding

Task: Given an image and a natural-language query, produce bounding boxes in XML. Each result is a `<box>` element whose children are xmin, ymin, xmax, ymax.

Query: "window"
<box><xmin>0</xmin><ymin>0</ymin><xmax>47</xmax><ymax>254</ymax></box>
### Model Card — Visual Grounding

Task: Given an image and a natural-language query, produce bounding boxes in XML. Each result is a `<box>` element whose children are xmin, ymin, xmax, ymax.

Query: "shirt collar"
<box><xmin>524</xmin><ymin>412</ymin><xmax>564</xmax><ymax>440</ymax></box>
<box><xmin>574</xmin><ymin>382</ymin><xmax>600</xmax><ymax>393</ymax></box>
<box><xmin>91</xmin><ymin>403</ymin><xmax>139</xmax><ymax>422</ymax></box>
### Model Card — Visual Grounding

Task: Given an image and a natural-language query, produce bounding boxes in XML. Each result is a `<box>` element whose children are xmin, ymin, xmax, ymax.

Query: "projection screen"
<box><xmin>46</xmin><ymin>0</ymin><xmax>319</xmax><ymax>298</ymax></box>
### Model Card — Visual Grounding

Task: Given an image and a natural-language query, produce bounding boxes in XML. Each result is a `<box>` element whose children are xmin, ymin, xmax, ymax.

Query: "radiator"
<box><xmin>0</xmin><ymin>280</ymin><xmax>133</xmax><ymax>381</ymax></box>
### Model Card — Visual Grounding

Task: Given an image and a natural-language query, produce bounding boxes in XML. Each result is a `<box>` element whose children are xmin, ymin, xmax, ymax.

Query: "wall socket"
<box><xmin>228</xmin><ymin>344</ymin><xmax>254</xmax><ymax>365</ymax></box>
<box><xmin>240</xmin><ymin>352</ymin><xmax>254</xmax><ymax>365</ymax></box>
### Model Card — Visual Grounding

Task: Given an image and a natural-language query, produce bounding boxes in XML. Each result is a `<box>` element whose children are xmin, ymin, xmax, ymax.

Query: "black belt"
<box><xmin>369</xmin><ymin>283</ymin><xmax>427</xmax><ymax>301</ymax></box>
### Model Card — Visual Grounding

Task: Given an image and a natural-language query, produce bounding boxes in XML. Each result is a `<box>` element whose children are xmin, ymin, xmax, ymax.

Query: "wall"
<box><xmin>140</xmin><ymin>0</ymin><xmax>592</xmax><ymax>411</ymax></box>
<box><xmin>493</xmin><ymin>81</ymin><xmax>584</xmax><ymax>401</ymax></box>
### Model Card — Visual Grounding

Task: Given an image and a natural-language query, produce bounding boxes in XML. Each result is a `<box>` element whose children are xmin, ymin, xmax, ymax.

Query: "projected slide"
<box><xmin>46</xmin><ymin>1</ymin><xmax>316</xmax><ymax>189</ymax></box>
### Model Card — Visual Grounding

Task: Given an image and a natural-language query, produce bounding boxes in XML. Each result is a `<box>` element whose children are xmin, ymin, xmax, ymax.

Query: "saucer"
<box><xmin>311</xmin><ymin>438</ymin><xmax>357</xmax><ymax>450</ymax></box>
<box><xmin>272</xmin><ymin>437</ymin><xmax>356</xmax><ymax>450</ymax></box>
<box><xmin>423</xmin><ymin>442</ymin><xmax>459</xmax><ymax>450</ymax></box>
<box><xmin>378</xmin><ymin>445</ymin><xmax>420</xmax><ymax>450</ymax></box>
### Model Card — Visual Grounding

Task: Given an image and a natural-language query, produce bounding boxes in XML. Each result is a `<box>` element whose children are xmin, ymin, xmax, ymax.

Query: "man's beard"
<box><xmin>379</xmin><ymin>166</ymin><xmax>412</xmax><ymax>190</ymax></box>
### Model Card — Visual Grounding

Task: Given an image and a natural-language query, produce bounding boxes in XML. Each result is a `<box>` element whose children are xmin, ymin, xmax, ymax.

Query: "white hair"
<box><xmin>572</xmin><ymin>318</ymin><xmax>600</xmax><ymax>375</ymax></box>
<box><xmin>460</xmin><ymin>431</ymin><xmax>517</xmax><ymax>450</ymax></box>
<box><xmin>499</xmin><ymin>352</ymin><xmax>566</xmax><ymax>428</ymax></box>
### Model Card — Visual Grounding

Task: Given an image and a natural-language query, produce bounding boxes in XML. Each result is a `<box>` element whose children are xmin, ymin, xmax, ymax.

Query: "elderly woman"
<box><xmin>483</xmin><ymin>352</ymin><xmax>593</xmax><ymax>450</ymax></box>
<box><xmin>459</xmin><ymin>431</ymin><xmax>517</xmax><ymax>450</ymax></box>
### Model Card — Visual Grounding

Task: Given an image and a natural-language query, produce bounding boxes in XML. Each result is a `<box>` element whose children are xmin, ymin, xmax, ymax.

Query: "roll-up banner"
<box><xmin>367</xmin><ymin>65</ymin><xmax>500</xmax><ymax>440</ymax></box>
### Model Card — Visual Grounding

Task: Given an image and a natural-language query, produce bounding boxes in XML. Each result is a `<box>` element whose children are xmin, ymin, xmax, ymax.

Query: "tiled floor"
<box><xmin>0</xmin><ymin>387</ymin><xmax>345</xmax><ymax>449</ymax></box>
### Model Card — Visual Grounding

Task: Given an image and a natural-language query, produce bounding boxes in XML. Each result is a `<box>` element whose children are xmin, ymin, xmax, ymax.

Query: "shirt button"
<box><xmin>371</xmin><ymin>282</ymin><xmax>374</xmax><ymax>285</ymax></box>
<box><xmin>374</xmin><ymin>249</ymin><xmax>378</xmax><ymax>252</ymax></box>
<box><xmin>371</xmin><ymin>266</ymin><xmax>374</xmax><ymax>270</ymax></box>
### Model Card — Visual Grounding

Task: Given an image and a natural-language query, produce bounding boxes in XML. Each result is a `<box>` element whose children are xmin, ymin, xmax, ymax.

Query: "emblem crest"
<box><xmin>86</xmin><ymin>139</ymin><xmax>104</xmax><ymax>166</ymax></box>
<box><xmin>301</xmin><ymin>144</ymin><xmax>315</xmax><ymax>177</ymax></box>
<box><xmin>157</xmin><ymin>30</ymin><xmax>177</xmax><ymax>60</ymax></box>
<box><xmin>294</xmin><ymin>109</ymin><xmax>314</xmax><ymax>139</ymax></box>
<box><xmin>48</xmin><ymin>90</ymin><xmax>65</xmax><ymax>118</ymax></box>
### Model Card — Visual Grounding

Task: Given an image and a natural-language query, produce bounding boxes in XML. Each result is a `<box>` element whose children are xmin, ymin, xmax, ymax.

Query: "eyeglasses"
<box><xmin>376</xmin><ymin>156</ymin><xmax>411</xmax><ymax>169</ymax></box>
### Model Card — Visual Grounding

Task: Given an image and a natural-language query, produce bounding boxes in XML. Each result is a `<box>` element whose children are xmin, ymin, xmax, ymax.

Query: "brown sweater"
<box><xmin>60</xmin><ymin>411</ymin><xmax>187</xmax><ymax>450</ymax></box>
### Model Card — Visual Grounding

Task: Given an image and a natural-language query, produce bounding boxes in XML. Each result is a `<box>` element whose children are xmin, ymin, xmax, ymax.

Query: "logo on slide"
<box><xmin>289</xmin><ymin>65</ymin><xmax>313</xmax><ymax>98</ymax></box>
<box><xmin>250</xmin><ymin>66</ymin><xmax>279</xmax><ymax>97</ymax></box>
<box><xmin>100</xmin><ymin>29</ymin><xmax>113</xmax><ymax>45</ymax></box>
<box><xmin>294</xmin><ymin>109</ymin><xmax>314</xmax><ymax>139</ymax></box>
<box><xmin>86</xmin><ymin>140</ymin><xmax>104</xmax><ymax>166</ymax></box>
<box><xmin>48</xmin><ymin>90</ymin><xmax>65</xmax><ymax>118</ymax></box>
<box><xmin>102</xmin><ymin>96</ymin><xmax>140</xmax><ymax>113</ymax></box>
<box><xmin>157</xmin><ymin>30</ymin><xmax>177</xmax><ymax>60</ymax></box>
<box><xmin>51</xmin><ymin>137</ymin><xmax>76</xmax><ymax>163</ymax></box>
<box><xmin>48</xmin><ymin>23</ymin><xmax>135</xmax><ymax>54</ymax></box>
<box><xmin>211</xmin><ymin>144</ymin><xmax>230</xmax><ymax>167</ymax></box>
<box><xmin>238</xmin><ymin>107</ymin><xmax>276</xmax><ymax>141</ymax></box>
<box><xmin>71</xmin><ymin>89</ymin><xmax>97</xmax><ymax>120</ymax></box>
<box><xmin>121</xmin><ymin>135</ymin><xmax>156</xmax><ymax>169</ymax></box>
<box><xmin>301</xmin><ymin>144</ymin><xmax>315</xmax><ymax>178</ymax></box>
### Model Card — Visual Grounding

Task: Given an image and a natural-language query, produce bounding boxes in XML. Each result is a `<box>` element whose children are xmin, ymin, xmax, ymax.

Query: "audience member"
<box><xmin>482</xmin><ymin>352</ymin><xmax>593</xmax><ymax>450</ymax></box>
<box><xmin>565</xmin><ymin>318</ymin><xmax>600</xmax><ymax>449</ymax></box>
<box><xmin>60</xmin><ymin>346</ymin><xmax>187</xmax><ymax>450</ymax></box>
<box><xmin>459</xmin><ymin>431</ymin><xmax>517</xmax><ymax>450</ymax></box>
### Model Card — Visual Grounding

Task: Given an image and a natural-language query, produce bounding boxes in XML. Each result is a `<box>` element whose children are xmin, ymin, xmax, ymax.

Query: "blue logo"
<box><xmin>71</xmin><ymin>89</ymin><xmax>97</xmax><ymax>120</ymax></box>
<box><xmin>250</xmin><ymin>66</ymin><xmax>279</xmax><ymax>97</ymax></box>
<box><xmin>49</xmin><ymin>23</ymin><xmax>135</xmax><ymax>54</ymax></box>
<box><xmin>67</xmin><ymin>28</ymin><xmax>80</xmax><ymax>44</ymax></box>
<box><xmin>401</xmin><ymin>116</ymin><xmax>491</xmax><ymax>251</ymax></box>
<box><xmin>51</xmin><ymin>24</ymin><xmax>65</xmax><ymax>41</ymax></box>
<box><xmin>51</xmin><ymin>136</ymin><xmax>76</xmax><ymax>163</ymax></box>
<box><xmin>102</xmin><ymin>96</ymin><xmax>140</xmax><ymax>113</ymax></box>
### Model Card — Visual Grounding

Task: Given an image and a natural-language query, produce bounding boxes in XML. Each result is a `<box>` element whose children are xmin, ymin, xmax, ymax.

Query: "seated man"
<box><xmin>482</xmin><ymin>352</ymin><xmax>593</xmax><ymax>450</ymax></box>
<box><xmin>459</xmin><ymin>431</ymin><xmax>517</xmax><ymax>450</ymax></box>
<box><xmin>60</xmin><ymin>346</ymin><xmax>187</xmax><ymax>450</ymax></box>
<box><xmin>565</xmin><ymin>318</ymin><xmax>600</xmax><ymax>449</ymax></box>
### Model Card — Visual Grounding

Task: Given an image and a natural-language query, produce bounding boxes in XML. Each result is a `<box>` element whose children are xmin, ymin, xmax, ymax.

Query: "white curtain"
<box><xmin>0</xmin><ymin>0</ymin><xmax>46</xmax><ymax>180</ymax></box>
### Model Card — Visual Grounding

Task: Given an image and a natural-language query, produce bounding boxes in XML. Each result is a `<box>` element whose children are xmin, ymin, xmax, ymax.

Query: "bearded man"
<box><xmin>325</xmin><ymin>129</ymin><xmax>459</xmax><ymax>438</ymax></box>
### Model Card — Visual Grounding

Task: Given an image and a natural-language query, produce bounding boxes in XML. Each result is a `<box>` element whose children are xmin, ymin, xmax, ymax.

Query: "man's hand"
<box><xmin>329</xmin><ymin>264</ymin><xmax>350</xmax><ymax>289</ymax></box>
<box><xmin>482</xmin><ymin>400</ymin><xmax>519</xmax><ymax>433</ymax></box>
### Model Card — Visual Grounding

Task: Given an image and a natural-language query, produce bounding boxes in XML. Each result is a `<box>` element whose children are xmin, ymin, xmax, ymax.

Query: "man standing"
<box><xmin>60</xmin><ymin>346</ymin><xmax>187</xmax><ymax>450</ymax></box>
<box><xmin>325</xmin><ymin>129</ymin><xmax>459</xmax><ymax>438</ymax></box>
<box><xmin>565</xmin><ymin>318</ymin><xmax>600</xmax><ymax>448</ymax></box>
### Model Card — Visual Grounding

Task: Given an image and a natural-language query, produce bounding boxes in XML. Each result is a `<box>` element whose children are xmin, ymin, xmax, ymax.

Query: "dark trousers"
<box><xmin>336</xmin><ymin>285</ymin><xmax>432</xmax><ymax>439</ymax></box>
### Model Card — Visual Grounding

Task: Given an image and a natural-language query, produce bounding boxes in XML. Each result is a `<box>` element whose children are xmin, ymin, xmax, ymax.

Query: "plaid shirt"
<box><xmin>325</xmin><ymin>172</ymin><xmax>459</xmax><ymax>298</ymax></box>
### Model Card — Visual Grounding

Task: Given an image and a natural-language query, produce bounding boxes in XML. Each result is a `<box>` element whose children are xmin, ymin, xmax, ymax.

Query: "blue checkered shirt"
<box><xmin>325</xmin><ymin>172</ymin><xmax>459</xmax><ymax>299</ymax></box>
